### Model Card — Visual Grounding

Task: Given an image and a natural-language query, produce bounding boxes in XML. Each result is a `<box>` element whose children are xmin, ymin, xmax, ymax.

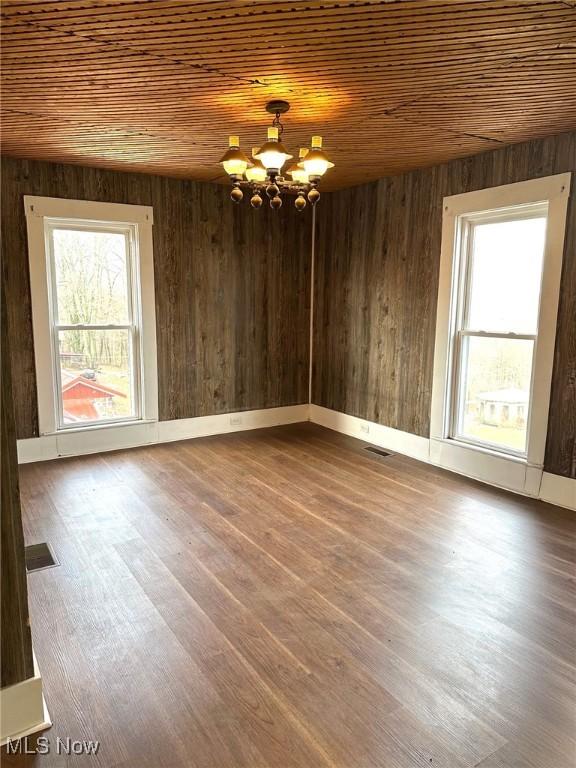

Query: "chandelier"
<box><xmin>219</xmin><ymin>100</ymin><xmax>334</xmax><ymax>211</ymax></box>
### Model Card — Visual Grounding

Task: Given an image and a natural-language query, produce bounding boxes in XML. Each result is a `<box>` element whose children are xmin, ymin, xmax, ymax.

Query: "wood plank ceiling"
<box><xmin>2</xmin><ymin>0</ymin><xmax>575</xmax><ymax>190</ymax></box>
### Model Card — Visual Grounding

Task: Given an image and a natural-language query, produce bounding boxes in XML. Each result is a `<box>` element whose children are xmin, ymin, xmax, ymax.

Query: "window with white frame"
<box><xmin>25</xmin><ymin>197</ymin><xmax>158</xmax><ymax>435</ymax></box>
<box><xmin>430</xmin><ymin>173</ymin><xmax>570</xmax><ymax>485</ymax></box>
<box><xmin>450</xmin><ymin>204</ymin><xmax>547</xmax><ymax>457</ymax></box>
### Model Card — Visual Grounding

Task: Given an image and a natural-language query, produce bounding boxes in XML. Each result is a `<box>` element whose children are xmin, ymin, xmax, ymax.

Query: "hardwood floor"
<box><xmin>7</xmin><ymin>423</ymin><xmax>576</xmax><ymax>767</ymax></box>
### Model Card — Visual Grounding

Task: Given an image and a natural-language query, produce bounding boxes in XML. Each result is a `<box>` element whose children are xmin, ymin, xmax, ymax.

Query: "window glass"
<box><xmin>52</xmin><ymin>229</ymin><xmax>129</xmax><ymax>325</ymax></box>
<box><xmin>58</xmin><ymin>329</ymin><xmax>134</xmax><ymax>425</ymax></box>
<box><xmin>457</xmin><ymin>334</ymin><xmax>533</xmax><ymax>453</ymax></box>
<box><xmin>467</xmin><ymin>217</ymin><xmax>546</xmax><ymax>333</ymax></box>
<box><xmin>49</xmin><ymin>224</ymin><xmax>138</xmax><ymax>428</ymax></box>
<box><xmin>451</xmin><ymin>205</ymin><xmax>549</xmax><ymax>456</ymax></box>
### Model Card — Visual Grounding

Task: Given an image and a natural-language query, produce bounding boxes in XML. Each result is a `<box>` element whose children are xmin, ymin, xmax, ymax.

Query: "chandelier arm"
<box><xmin>234</xmin><ymin>177</ymin><xmax>308</xmax><ymax>193</ymax></box>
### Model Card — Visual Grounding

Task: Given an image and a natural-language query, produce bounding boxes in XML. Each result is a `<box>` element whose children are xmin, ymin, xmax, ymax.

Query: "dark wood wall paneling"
<box><xmin>1</xmin><ymin>157</ymin><xmax>311</xmax><ymax>439</ymax></box>
<box><xmin>3</xmin><ymin>134</ymin><xmax>574</xmax><ymax>477</ymax></box>
<box><xmin>1</xmin><ymin>276</ymin><xmax>34</xmax><ymax>687</ymax></box>
<box><xmin>313</xmin><ymin>131</ymin><xmax>576</xmax><ymax>479</ymax></box>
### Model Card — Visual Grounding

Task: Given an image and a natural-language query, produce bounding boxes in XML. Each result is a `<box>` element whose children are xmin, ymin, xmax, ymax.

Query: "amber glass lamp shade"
<box><xmin>245</xmin><ymin>148</ymin><xmax>267</xmax><ymax>183</ymax></box>
<box><xmin>287</xmin><ymin>148</ymin><xmax>310</xmax><ymax>184</ymax></box>
<box><xmin>302</xmin><ymin>135</ymin><xmax>334</xmax><ymax>178</ymax></box>
<box><xmin>255</xmin><ymin>127</ymin><xmax>293</xmax><ymax>173</ymax></box>
<box><xmin>219</xmin><ymin>135</ymin><xmax>250</xmax><ymax>177</ymax></box>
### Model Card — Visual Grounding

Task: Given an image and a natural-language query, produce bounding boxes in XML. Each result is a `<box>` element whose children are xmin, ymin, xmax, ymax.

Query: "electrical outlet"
<box><xmin>360</xmin><ymin>423</ymin><xmax>370</xmax><ymax>434</ymax></box>
<box><xmin>230</xmin><ymin>416</ymin><xmax>242</xmax><ymax>426</ymax></box>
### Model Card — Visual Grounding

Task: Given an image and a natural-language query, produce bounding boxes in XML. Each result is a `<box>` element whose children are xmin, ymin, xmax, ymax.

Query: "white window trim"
<box><xmin>430</xmin><ymin>173</ymin><xmax>571</xmax><ymax>492</ymax></box>
<box><xmin>25</xmin><ymin>196</ymin><xmax>158</xmax><ymax>437</ymax></box>
<box><xmin>449</xmin><ymin>200</ymin><xmax>547</xmax><ymax>460</ymax></box>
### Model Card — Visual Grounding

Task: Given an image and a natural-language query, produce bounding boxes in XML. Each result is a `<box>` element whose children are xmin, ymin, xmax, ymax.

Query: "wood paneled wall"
<box><xmin>1</xmin><ymin>157</ymin><xmax>311</xmax><ymax>439</ymax></box>
<box><xmin>1</xmin><ymin>276</ymin><xmax>34</xmax><ymax>688</ymax></box>
<box><xmin>313</xmin><ymin>131</ymin><xmax>576</xmax><ymax>479</ymax></box>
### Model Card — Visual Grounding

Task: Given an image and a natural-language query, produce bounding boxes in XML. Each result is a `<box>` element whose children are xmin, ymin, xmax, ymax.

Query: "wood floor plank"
<box><xmin>7</xmin><ymin>423</ymin><xmax>576</xmax><ymax>767</ymax></box>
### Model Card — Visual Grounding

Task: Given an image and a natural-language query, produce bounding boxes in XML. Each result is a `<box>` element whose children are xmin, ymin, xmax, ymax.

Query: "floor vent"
<box><xmin>25</xmin><ymin>543</ymin><xmax>59</xmax><ymax>573</ymax></box>
<box><xmin>364</xmin><ymin>446</ymin><xmax>393</xmax><ymax>458</ymax></box>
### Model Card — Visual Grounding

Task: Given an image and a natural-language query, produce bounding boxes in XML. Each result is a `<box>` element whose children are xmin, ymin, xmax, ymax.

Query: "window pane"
<box><xmin>457</xmin><ymin>336</ymin><xmax>533</xmax><ymax>453</ymax></box>
<box><xmin>467</xmin><ymin>217</ymin><xmax>546</xmax><ymax>333</ymax></box>
<box><xmin>58</xmin><ymin>329</ymin><xmax>135</xmax><ymax>425</ymax></box>
<box><xmin>52</xmin><ymin>229</ymin><xmax>130</xmax><ymax>324</ymax></box>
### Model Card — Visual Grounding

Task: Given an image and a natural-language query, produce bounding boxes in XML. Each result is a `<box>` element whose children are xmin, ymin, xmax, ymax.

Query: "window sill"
<box><xmin>436</xmin><ymin>436</ymin><xmax>529</xmax><ymax>464</ymax></box>
<box><xmin>43</xmin><ymin>418</ymin><xmax>157</xmax><ymax>437</ymax></box>
<box><xmin>430</xmin><ymin>436</ymin><xmax>543</xmax><ymax>496</ymax></box>
<box><xmin>28</xmin><ymin>420</ymin><xmax>160</xmax><ymax>462</ymax></box>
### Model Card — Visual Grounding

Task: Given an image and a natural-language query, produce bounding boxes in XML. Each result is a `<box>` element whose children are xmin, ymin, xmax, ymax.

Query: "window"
<box><xmin>450</xmin><ymin>206</ymin><xmax>547</xmax><ymax>456</ymax></box>
<box><xmin>25</xmin><ymin>197</ymin><xmax>158</xmax><ymax>435</ymax></box>
<box><xmin>50</xmin><ymin>224</ymin><xmax>139</xmax><ymax>427</ymax></box>
<box><xmin>430</xmin><ymin>173</ymin><xmax>570</xmax><ymax>492</ymax></box>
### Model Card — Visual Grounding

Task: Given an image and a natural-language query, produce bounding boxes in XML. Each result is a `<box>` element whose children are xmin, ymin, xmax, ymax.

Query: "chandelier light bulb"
<box><xmin>302</xmin><ymin>135</ymin><xmax>334</xmax><ymax>179</ymax></box>
<box><xmin>255</xmin><ymin>126</ymin><xmax>293</xmax><ymax>173</ymax></box>
<box><xmin>245</xmin><ymin>148</ymin><xmax>267</xmax><ymax>183</ymax></box>
<box><xmin>219</xmin><ymin>135</ymin><xmax>250</xmax><ymax>178</ymax></box>
<box><xmin>287</xmin><ymin>148</ymin><xmax>310</xmax><ymax>185</ymax></box>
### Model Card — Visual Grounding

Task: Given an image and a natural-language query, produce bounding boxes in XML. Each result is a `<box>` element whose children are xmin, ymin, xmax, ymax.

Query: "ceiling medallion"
<box><xmin>219</xmin><ymin>100</ymin><xmax>334</xmax><ymax>211</ymax></box>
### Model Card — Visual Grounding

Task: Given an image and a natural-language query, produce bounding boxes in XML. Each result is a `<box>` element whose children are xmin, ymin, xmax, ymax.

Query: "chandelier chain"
<box><xmin>272</xmin><ymin>111</ymin><xmax>284</xmax><ymax>136</ymax></box>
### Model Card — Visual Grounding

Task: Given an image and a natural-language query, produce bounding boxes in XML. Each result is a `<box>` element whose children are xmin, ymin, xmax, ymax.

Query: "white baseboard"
<box><xmin>540</xmin><ymin>472</ymin><xmax>576</xmax><ymax>510</ymax></box>
<box><xmin>309</xmin><ymin>404</ymin><xmax>430</xmax><ymax>462</ymax></box>
<box><xmin>0</xmin><ymin>653</ymin><xmax>51</xmax><ymax>746</ymax></box>
<box><xmin>17</xmin><ymin>405</ymin><xmax>309</xmax><ymax>464</ymax></box>
<box><xmin>157</xmin><ymin>404</ymin><xmax>308</xmax><ymax>443</ymax></box>
<box><xmin>310</xmin><ymin>405</ymin><xmax>575</xmax><ymax>511</ymax></box>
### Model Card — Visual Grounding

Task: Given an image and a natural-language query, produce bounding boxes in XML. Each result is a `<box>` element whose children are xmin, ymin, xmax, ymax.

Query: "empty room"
<box><xmin>1</xmin><ymin>1</ymin><xmax>575</xmax><ymax>766</ymax></box>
